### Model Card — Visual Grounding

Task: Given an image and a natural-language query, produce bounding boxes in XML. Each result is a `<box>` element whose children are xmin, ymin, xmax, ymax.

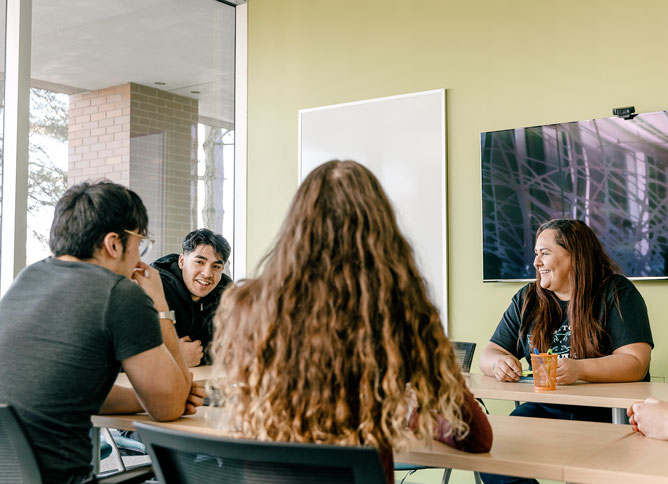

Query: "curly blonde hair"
<box><xmin>208</xmin><ymin>160</ymin><xmax>468</xmax><ymax>451</ymax></box>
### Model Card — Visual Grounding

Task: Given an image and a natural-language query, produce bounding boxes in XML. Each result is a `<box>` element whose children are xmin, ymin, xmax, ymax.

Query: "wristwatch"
<box><xmin>158</xmin><ymin>310</ymin><xmax>176</xmax><ymax>324</ymax></box>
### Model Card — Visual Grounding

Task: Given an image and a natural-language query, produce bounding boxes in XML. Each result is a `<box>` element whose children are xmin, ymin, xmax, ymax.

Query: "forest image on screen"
<box><xmin>481</xmin><ymin>111</ymin><xmax>668</xmax><ymax>280</ymax></box>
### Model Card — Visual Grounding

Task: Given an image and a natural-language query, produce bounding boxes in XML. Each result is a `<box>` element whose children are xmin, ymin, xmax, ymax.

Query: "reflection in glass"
<box><xmin>0</xmin><ymin>0</ymin><xmax>6</xmax><ymax>271</ymax></box>
<box><xmin>26</xmin><ymin>1</ymin><xmax>237</xmax><ymax>272</ymax></box>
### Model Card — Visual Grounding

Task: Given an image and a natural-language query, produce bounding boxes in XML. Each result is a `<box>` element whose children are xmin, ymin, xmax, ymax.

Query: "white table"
<box><xmin>465</xmin><ymin>373</ymin><xmax>668</xmax><ymax>424</ymax></box>
<box><xmin>92</xmin><ymin>410</ymin><xmax>668</xmax><ymax>483</ymax></box>
<box><xmin>92</xmin><ymin>365</ymin><xmax>213</xmax><ymax>472</ymax></box>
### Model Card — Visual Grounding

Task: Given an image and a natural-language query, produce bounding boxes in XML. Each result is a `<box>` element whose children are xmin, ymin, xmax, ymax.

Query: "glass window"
<box><xmin>27</xmin><ymin>88</ymin><xmax>68</xmax><ymax>265</ymax></box>
<box><xmin>0</xmin><ymin>0</ymin><xmax>6</xmax><ymax>272</ymax></box>
<box><xmin>28</xmin><ymin>0</ymin><xmax>237</xmax><ymax>272</ymax></box>
<box><xmin>197</xmin><ymin>122</ymin><xmax>235</xmax><ymax>270</ymax></box>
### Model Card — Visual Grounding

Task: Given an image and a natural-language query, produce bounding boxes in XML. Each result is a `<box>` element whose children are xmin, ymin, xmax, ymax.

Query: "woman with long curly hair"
<box><xmin>480</xmin><ymin>219</ymin><xmax>654</xmax><ymax>484</ymax></box>
<box><xmin>208</xmin><ymin>160</ymin><xmax>492</xmax><ymax>483</ymax></box>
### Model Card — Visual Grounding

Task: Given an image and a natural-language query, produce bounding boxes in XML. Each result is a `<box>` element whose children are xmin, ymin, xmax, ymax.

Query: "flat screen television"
<box><xmin>481</xmin><ymin>110</ymin><xmax>668</xmax><ymax>281</ymax></box>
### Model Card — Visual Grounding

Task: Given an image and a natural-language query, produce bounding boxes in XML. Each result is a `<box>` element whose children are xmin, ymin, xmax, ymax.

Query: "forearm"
<box><xmin>480</xmin><ymin>343</ymin><xmax>515</xmax><ymax>376</ymax></box>
<box><xmin>100</xmin><ymin>385</ymin><xmax>144</xmax><ymax>414</ymax></box>
<box><xmin>136</xmin><ymin>264</ymin><xmax>191</xmax><ymax>389</ymax></box>
<box><xmin>122</xmin><ymin>343</ymin><xmax>194</xmax><ymax>421</ymax></box>
<box><xmin>577</xmin><ymin>353</ymin><xmax>648</xmax><ymax>382</ymax></box>
<box><xmin>479</xmin><ymin>348</ymin><xmax>502</xmax><ymax>377</ymax></box>
<box><xmin>159</xmin><ymin>319</ymin><xmax>191</xmax><ymax>388</ymax></box>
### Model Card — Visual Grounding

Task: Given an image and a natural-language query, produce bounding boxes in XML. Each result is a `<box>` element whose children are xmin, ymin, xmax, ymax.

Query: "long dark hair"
<box><xmin>519</xmin><ymin>219</ymin><xmax>620</xmax><ymax>358</ymax></box>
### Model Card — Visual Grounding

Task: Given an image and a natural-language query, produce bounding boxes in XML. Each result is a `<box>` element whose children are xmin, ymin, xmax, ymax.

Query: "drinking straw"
<box><xmin>533</xmin><ymin>348</ymin><xmax>551</xmax><ymax>382</ymax></box>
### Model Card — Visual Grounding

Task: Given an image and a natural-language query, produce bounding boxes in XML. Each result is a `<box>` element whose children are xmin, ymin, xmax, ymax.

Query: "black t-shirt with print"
<box><xmin>490</xmin><ymin>274</ymin><xmax>654</xmax><ymax>380</ymax></box>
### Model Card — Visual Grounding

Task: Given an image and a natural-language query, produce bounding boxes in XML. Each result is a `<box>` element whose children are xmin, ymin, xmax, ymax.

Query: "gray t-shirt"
<box><xmin>0</xmin><ymin>258</ymin><xmax>163</xmax><ymax>483</ymax></box>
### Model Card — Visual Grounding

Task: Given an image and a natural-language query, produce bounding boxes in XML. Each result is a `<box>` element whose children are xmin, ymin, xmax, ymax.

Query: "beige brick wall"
<box><xmin>130</xmin><ymin>83</ymin><xmax>198</xmax><ymax>256</ymax></box>
<box><xmin>67</xmin><ymin>83</ymin><xmax>199</xmax><ymax>259</ymax></box>
<box><xmin>68</xmin><ymin>84</ymin><xmax>131</xmax><ymax>186</ymax></box>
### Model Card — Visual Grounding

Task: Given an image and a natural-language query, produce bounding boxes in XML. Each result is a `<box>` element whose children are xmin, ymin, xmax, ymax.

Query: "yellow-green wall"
<box><xmin>245</xmin><ymin>0</ymin><xmax>668</xmax><ymax>379</ymax></box>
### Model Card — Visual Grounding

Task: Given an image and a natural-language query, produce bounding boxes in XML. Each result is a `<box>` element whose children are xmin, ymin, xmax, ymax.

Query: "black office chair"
<box><xmin>134</xmin><ymin>421</ymin><xmax>387</xmax><ymax>484</ymax></box>
<box><xmin>0</xmin><ymin>404</ymin><xmax>41</xmax><ymax>484</ymax></box>
<box><xmin>452</xmin><ymin>341</ymin><xmax>476</xmax><ymax>373</ymax></box>
<box><xmin>452</xmin><ymin>341</ymin><xmax>484</xmax><ymax>484</ymax></box>
<box><xmin>0</xmin><ymin>404</ymin><xmax>153</xmax><ymax>484</ymax></box>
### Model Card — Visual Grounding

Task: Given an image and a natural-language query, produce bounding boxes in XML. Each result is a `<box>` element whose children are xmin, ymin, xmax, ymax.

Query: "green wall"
<box><xmin>245</xmin><ymin>0</ymin><xmax>668</xmax><ymax>379</ymax></box>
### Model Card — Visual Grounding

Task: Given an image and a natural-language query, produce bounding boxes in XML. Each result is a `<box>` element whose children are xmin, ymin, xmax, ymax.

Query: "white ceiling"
<box><xmin>24</xmin><ymin>0</ymin><xmax>237</xmax><ymax>125</ymax></box>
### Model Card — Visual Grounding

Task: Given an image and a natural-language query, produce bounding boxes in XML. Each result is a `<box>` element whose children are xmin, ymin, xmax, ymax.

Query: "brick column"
<box><xmin>67</xmin><ymin>83</ymin><xmax>198</xmax><ymax>258</ymax></box>
<box><xmin>68</xmin><ymin>84</ymin><xmax>131</xmax><ymax>185</ymax></box>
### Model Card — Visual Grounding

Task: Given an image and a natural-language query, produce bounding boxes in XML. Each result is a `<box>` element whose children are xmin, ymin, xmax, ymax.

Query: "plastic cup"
<box><xmin>530</xmin><ymin>353</ymin><xmax>558</xmax><ymax>392</ymax></box>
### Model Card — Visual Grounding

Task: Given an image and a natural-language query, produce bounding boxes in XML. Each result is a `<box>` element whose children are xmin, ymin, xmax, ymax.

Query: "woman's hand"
<box><xmin>627</xmin><ymin>398</ymin><xmax>668</xmax><ymax>440</ymax></box>
<box><xmin>556</xmin><ymin>357</ymin><xmax>581</xmax><ymax>385</ymax></box>
<box><xmin>492</xmin><ymin>354</ymin><xmax>522</xmax><ymax>382</ymax></box>
<box><xmin>480</xmin><ymin>342</ymin><xmax>522</xmax><ymax>382</ymax></box>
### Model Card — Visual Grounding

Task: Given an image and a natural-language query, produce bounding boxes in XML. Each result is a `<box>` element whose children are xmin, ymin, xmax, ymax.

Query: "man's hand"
<box><xmin>556</xmin><ymin>357</ymin><xmax>581</xmax><ymax>385</ymax></box>
<box><xmin>492</xmin><ymin>354</ymin><xmax>522</xmax><ymax>382</ymax></box>
<box><xmin>131</xmin><ymin>262</ymin><xmax>170</xmax><ymax>312</ymax></box>
<box><xmin>184</xmin><ymin>379</ymin><xmax>208</xmax><ymax>415</ymax></box>
<box><xmin>179</xmin><ymin>336</ymin><xmax>203</xmax><ymax>367</ymax></box>
<box><xmin>627</xmin><ymin>397</ymin><xmax>668</xmax><ymax>440</ymax></box>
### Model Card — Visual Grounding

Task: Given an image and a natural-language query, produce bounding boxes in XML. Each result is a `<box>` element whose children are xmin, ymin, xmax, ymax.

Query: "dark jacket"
<box><xmin>151</xmin><ymin>253</ymin><xmax>233</xmax><ymax>364</ymax></box>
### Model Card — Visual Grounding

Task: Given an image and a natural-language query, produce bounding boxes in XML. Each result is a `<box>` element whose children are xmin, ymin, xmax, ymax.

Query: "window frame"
<box><xmin>0</xmin><ymin>0</ymin><xmax>247</xmax><ymax>294</ymax></box>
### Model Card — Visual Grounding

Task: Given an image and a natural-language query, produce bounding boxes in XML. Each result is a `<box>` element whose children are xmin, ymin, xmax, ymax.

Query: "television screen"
<box><xmin>481</xmin><ymin>111</ymin><xmax>668</xmax><ymax>281</ymax></box>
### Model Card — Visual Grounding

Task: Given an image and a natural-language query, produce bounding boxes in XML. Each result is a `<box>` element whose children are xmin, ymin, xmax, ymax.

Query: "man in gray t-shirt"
<box><xmin>0</xmin><ymin>181</ymin><xmax>204</xmax><ymax>484</ymax></box>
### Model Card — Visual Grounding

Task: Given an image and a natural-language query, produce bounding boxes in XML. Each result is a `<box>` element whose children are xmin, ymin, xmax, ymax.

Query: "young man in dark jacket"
<box><xmin>151</xmin><ymin>229</ymin><xmax>232</xmax><ymax>366</ymax></box>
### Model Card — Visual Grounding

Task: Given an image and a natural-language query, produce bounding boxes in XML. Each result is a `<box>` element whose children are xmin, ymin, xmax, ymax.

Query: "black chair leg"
<box><xmin>440</xmin><ymin>468</ymin><xmax>452</xmax><ymax>484</ymax></box>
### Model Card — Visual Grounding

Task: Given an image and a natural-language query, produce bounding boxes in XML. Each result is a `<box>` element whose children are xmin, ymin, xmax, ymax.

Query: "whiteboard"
<box><xmin>298</xmin><ymin>89</ymin><xmax>448</xmax><ymax>328</ymax></box>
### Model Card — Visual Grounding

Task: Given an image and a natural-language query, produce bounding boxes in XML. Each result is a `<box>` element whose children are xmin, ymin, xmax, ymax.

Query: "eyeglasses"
<box><xmin>124</xmin><ymin>229</ymin><xmax>155</xmax><ymax>257</ymax></box>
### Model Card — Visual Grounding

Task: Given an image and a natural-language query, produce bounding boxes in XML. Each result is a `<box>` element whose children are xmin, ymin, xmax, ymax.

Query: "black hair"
<box><xmin>182</xmin><ymin>228</ymin><xmax>231</xmax><ymax>263</ymax></box>
<box><xmin>49</xmin><ymin>180</ymin><xmax>149</xmax><ymax>259</ymax></box>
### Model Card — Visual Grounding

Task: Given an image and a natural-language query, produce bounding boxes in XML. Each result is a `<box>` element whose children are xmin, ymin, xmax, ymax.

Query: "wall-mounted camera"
<box><xmin>613</xmin><ymin>106</ymin><xmax>637</xmax><ymax>120</ymax></box>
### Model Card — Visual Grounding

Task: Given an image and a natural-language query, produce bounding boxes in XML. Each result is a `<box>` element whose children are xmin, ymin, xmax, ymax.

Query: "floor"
<box><xmin>100</xmin><ymin>455</ymin><xmax>561</xmax><ymax>483</ymax></box>
<box><xmin>99</xmin><ymin>453</ymin><xmax>151</xmax><ymax>473</ymax></box>
<box><xmin>395</xmin><ymin>469</ymin><xmax>561</xmax><ymax>484</ymax></box>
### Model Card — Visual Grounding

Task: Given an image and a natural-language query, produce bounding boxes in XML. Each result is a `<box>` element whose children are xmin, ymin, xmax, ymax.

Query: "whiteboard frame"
<box><xmin>298</xmin><ymin>89</ymin><xmax>448</xmax><ymax>330</ymax></box>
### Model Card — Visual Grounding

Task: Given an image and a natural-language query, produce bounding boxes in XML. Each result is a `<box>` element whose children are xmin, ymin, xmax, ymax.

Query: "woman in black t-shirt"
<box><xmin>481</xmin><ymin>218</ymin><xmax>652</xmax><ymax>386</ymax></box>
<box><xmin>479</xmin><ymin>219</ymin><xmax>653</xmax><ymax>484</ymax></box>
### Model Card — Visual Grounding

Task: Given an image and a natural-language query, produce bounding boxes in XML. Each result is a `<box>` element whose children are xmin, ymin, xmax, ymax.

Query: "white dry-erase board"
<box><xmin>298</xmin><ymin>89</ymin><xmax>448</xmax><ymax>329</ymax></box>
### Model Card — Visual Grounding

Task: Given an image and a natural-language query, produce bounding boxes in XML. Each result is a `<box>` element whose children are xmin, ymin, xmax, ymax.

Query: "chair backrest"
<box><xmin>135</xmin><ymin>421</ymin><xmax>387</xmax><ymax>484</ymax></box>
<box><xmin>452</xmin><ymin>341</ymin><xmax>476</xmax><ymax>373</ymax></box>
<box><xmin>0</xmin><ymin>404</ymin><xmax>42</xmax><ymax>484</ymax></box>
